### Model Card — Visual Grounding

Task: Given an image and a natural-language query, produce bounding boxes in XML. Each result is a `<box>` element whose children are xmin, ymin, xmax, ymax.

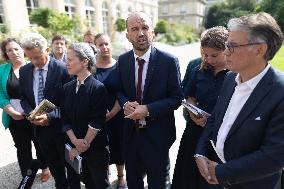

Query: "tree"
<box><xmin>29</xmin><ymin>8</ymin><xmax>56</xmax><ymax>28</ymax></box>
<box><xmin>154</xmin><ymin>20</ymin><xmax>169</xmax><ymax>34</ymax></box>
<box><xmin>115</xmin><ymin>18</ymin><xmax>126</xmax><ymax>32</ymax></box>
<box><xmin>256</xmin><ymin>0</ymin><xmax>284</xmax><ymax>31</ymax></box>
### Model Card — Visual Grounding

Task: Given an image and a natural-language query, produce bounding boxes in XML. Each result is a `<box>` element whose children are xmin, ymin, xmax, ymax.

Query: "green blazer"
<box><xmin>0</xmin><ymin>62</ymin><xmax>13</xmax><ymax>129</ymax></box>
<box><xmin>0</xmin><ymin>61</ymin><xmax>29</xmax><ymax>129</ymax></box>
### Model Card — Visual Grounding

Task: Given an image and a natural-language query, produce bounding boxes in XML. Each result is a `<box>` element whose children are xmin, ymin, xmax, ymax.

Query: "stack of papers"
<box><xmin>65</xmin><ymin>143</ymin><xmax>82</xmax><ymax>174</ymax></box>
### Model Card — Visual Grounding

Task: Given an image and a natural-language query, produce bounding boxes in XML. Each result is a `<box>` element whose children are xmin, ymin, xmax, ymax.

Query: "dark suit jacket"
<box><xmin>116</xmin><ymin>47</ymin><xmax>183</xmax><ymax>152</ymax></box>
<box><xmin>20</xmin><ymin>57</ymin><xmax>71</xmax><ymax>131</ymax></box>
<box><xmin>196</xmin><ymin>67</ymin><xmax>284</xmax><ymax>189</ymax></box>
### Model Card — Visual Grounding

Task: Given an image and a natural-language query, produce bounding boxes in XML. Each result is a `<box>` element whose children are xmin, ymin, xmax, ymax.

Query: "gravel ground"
<box><xmin>0</xmin><ymin>42</ymin><xmax>200</xmax><ymax>188</ymax></box>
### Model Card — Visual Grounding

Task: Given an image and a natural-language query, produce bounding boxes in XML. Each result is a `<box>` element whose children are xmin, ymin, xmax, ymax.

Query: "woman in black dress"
<box><xmin>172</xmin><ymin>26</ymin><xmax>229</xmax><ymax>189</ymax></box>
<box><xmin>94</xmin><ymin>33</ymin><xmax>127</xmax><ymax>188</ymax></box>
<box><xmin>62</xmin><ymin>42</ymin><xmax>110</xmax><ymax>189</ymax></box>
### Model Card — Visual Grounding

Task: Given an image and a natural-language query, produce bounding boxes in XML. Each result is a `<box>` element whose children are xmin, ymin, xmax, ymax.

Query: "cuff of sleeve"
<box><xmin>62</xmin><ymin>124</ymin><xmax>72</xmax><ymax>133</ymax></box>
<box><xmin>88</xmin><ymin>125</ymin><xmax>101</xmax><ymax>132</ymax></box>
<box><xmin>194</xmin><ymin>154</ymin><xmax>206</xmax><ymax>158</ymax></box>
<box><xmin>123</xmin><ymin>101</ymin><xmax>129</xmax><ymax>109</ymax></box>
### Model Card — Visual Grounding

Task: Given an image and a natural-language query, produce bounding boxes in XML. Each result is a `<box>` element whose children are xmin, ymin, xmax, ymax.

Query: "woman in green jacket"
<box><xmin>0</xmin><ymin>38</ymin><xmax>49</xmax><ymax>179</ymax></box>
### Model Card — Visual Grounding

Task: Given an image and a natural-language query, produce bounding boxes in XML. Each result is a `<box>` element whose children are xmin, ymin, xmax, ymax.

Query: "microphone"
<box><xmin>18</xmin><ymin>159</ymin><xmax>40</xmax><ymax>189</ymax></box>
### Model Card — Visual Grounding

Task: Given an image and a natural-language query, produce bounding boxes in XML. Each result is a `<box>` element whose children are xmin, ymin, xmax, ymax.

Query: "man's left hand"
<box><xmin>207</xmin><ymin>160</ymin><xmax>219</xmax><ymax>185</ymax></box>
<box><xmin>125</xmin><ymin>105</ymin><xmax>148</xmax><ymax>120</ymax></box>
<box><xmin>30</xmin><ymin>114</ymin><xmax>49</xmax><ymax>126</ymax></box>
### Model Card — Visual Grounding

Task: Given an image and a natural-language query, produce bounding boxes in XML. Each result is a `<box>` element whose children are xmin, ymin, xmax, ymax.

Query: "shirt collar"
<box><xmin>133</xmin><ymin>46</ymin><xmax>152</xmax><ymax>63</ymax></box>
<box><xmin>34</xmin><ymin>56</ymin><xmax>50</xmax><ymax>71</ymax></box>
<box><xmin>77</xmin><ymin>73</ymin><xmax>92</xmax><ymax>85</ymax></box>
<box><xmin>235</xmin><ymin>64</ymin><xmax>271</xmax><ymax>89</ymax></box>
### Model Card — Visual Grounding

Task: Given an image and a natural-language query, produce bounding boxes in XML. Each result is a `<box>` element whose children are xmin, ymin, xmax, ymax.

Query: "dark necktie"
<box><xmin>37</xmin><ymin>69</ymin><xmax>44</xmax><ymax>104</ymax></box>
<box><xmin>136</xmin><ymin>57</ymin><xmax>145</xmax><ymax>104</ymax></box>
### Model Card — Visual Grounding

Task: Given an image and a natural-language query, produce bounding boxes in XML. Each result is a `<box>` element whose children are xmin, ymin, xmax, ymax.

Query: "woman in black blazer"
<box><xmin>62</xmin><ymin>42</ymin><xmax>110</xmax><ymax>189</ymax></box>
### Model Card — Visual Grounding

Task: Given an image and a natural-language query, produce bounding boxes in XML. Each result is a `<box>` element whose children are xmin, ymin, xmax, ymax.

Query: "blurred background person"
<box><xmin>62</xmin><ymin>42</ymin><xmax>110</xmax><ymax>189</ymax></box>
<box><xmin>0</xmin><ymin>38</ymin><xmax>49</xmax><ymax>181</ymax></box>
<box><xmin>94</xmin><ymin>33</ymin><xmax>127</xmax><ymax>189</ymax></box>
<box><xmin>84</xmin><ymin>29</ymin><xmax>97</xmax><ymax>55</ymax></box>
<box><xmin>49</xmin><ymin>35</ymin><xmax>68</xmax><ymax>64</ymax></box>
<box><xmin>172</xmin><ymin>26</ymin><xmax>228</xmax><ymax>189</ymax></box>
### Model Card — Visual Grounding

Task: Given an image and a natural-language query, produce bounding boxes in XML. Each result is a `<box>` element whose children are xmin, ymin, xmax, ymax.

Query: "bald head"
<box><xmin>126</xmin><ymin>12</ymin><xmax>153</xmax><ymax>31</ymax></box>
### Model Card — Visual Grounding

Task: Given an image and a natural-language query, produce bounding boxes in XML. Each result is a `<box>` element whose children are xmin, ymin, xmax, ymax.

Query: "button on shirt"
<box><xmin>216</xmin><ymin>64</ymin><xmax>270</xmax><ymax>161</ymax></box>
<box><xmin>33</xmin><ymin>56</ymin><xmax>50</xmax><ymax>106</ymax></box>
<box><xmin>133</xmin><ymin>47</ymin><xmax>151</xmax><ymax>125</ymax></box>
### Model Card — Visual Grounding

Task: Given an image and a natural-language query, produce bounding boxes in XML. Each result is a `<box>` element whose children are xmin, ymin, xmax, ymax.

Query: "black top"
<box><xmin>184</xmin><ymin>65</ymin><xmax>228</xmax><ymax>113</ymax></box>
<box><xmin>7</xmin><ymin>68</ymin><xmax>21</xmax><ymax>99</ymax></box>
<box><xmin>94</xmin><ymin>65</ymin><xmax>116</xmax><ymax>110</ymax></box>
<box><xmin>61</xmin><ymin>75</ymin><xmax>108</xmax><ymax>149</ymax></box>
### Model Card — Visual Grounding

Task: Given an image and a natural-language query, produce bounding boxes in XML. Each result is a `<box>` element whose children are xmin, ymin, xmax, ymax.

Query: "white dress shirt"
<box><xmin>33</xmin><ymin>56</ymin><xmax>50</xmax><ymax>106</ymax></box>
<box><xmin>133</xmin><ymin>47</ymin><xmax>151</xmax><ymax>125</ymax></box>
<box><xmin>216</xmin><ymin>64</ymin><xmax>270</xmax><ymax>161</ymax></box>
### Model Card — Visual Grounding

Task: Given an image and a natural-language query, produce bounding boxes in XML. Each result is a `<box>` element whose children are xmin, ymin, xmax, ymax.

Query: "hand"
<box><xmin>189</xmin><ymin>112</ymin><xmax>208</xmax><ymax>127</ymax></box>
<box><xmin>125</xmin><ymin>105</ymin><xmax>148</xmax><ymax>120</ymax></box>
<box><xmin>30</xmin><ymin>114</ymin><xmax>49</xmax><ymax>126</ymax></box>
<box><xmin>11</xmin><ymin>111</ymin><xmax>24</xmax><ymax>120</ymax></box>
<box><xmin>106</xmin><ymin>111</ymin><xmax>114</xmax><ymax>122</ymax></box>
<box><xmin>72</xmin><ymin>138</ymin><xmax>90</xmax><ymax>153</ymax></box>
<box><xmin>69</xmin><ymin>148</ymin><xmax>80</xmax><ymax>161</ymax></box>
<box><xmin>207</xmin><ymin>160</ymin><xmax>219</xmax><ymax>184</ymax></box>
<box><xmin>123</xmin><ymin>101</ymin><xmax>139</xmax><ymax>116</ymax></box>
<box><xmin>195</xmin><ymin>156</ymin><xmax>211</xmax><ymax>181</ymax></box>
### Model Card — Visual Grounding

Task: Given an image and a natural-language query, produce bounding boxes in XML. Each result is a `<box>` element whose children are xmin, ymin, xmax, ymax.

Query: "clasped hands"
<box><xmin>195</xmin><ymin>156</ymin><xmax>219</xmax><ymax>185</ymax></box>
<box><xmin>69</xmin><ymin>138</ymin><xmax>90</xmax><ymax>161</ymax></box>
<box><xmin>27</xmin><ymin>113</ymin><xmax>49</xmax><ymax>126</ymax></box>
<box><xmin>124</xmin><ymin>101</ymin><xmax>148</xmax><ymax>120</ymax></box>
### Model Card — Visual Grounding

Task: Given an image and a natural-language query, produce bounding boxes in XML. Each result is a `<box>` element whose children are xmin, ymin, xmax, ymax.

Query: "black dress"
<box><xmin>172</xmin><ymin>64</ymin><xmax>228</xmax><ymax>189</ymax></box>
<box><xmin>95</xmin><ymin>65</ymin><xmax>125</xmax><ymax>165</ymax></box>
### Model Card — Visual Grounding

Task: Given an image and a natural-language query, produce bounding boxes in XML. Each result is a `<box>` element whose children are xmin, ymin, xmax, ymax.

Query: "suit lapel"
<box><xmin>226</xmin><ymin>68</ymin><xmax>274</xmax><ymax>139</ymax></box>
<box><xmin>28</xmin><ymin>64</ymin><xmax>36</xmax><ymax>107</ymax></box>
<box><xmin>213</xmin><ymin>75</ymin><xmax>237</xmax><ymax>141</ymax></box>
<box><xmin>143</xmin><ymin>47</ymin><xmax>157</xmax><ymax>99</ymax></box>
<box><xmin>44</xmin><ymin>59</ymin><xmax>54</xmax><ymax>95</ymax></box>
<box><xmin>127</xmin><ymin>53</ymin><xmax>136</xmax><ymax>99</ymax></box>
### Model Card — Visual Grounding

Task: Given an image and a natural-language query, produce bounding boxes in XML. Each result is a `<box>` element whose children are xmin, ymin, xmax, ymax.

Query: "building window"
<box><xmin>64</xmin><ymin>0</ymin><xmax>75</xmax><ymax>18</ymax></box>
<box><xmin>180</xmin><ymin>4</ymin><xmax>186</xmax><ymax>14</ymax></box>
<box><xmin>26</xmin><ymin>0</ymin><xmax>39</xmax><ymax>14</ymax></box>
<box><xmin>116</xmin><ymin>5</ymin><xmax>121</xmax><ymax>18</ymax></box>
<box><xmin>85</xmin><ymin>0</ymin><xmax>95</xmax><ymax>27</ymax></box>
<box><xmin>102</xmin><ymin>1</ymin><xmax>109</xmax><ymax>34</ymax></box>
<box><xmin>161</xmin><ymin>5</ymin><xmax>168</xmax><ymax>15</ymax></box>
<box><xmin>0</xmin><ymin>0</ymin><xmax>4</xmax><ymax>24</ymax></box>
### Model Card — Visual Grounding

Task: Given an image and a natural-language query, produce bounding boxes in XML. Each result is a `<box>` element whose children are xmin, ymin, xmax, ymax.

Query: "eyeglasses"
<box><xmin>225</xmin><ymin>42</ymin><xmax>263</xmax><ymax>53</ymax></box>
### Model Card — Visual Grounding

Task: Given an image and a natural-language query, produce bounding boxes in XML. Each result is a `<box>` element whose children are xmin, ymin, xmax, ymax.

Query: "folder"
<box><xmin>65</xmin><ymin>143</ymin><xmax>82</xmax><ymax>174</ymax></box>
<box><xmin>181</xmin><ymin>100</ymin><xmax>211</xmax><ymax>118</ymax></box>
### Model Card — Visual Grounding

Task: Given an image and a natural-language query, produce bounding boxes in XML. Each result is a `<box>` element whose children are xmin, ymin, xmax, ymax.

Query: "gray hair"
<box><xmin>21</xmin><ymin>33</ymin><xmax>48</xmax><ymax>52</ymax></box>
<box><xmin>228</xmin><ymin>12</ymin><xmax>283</xmax><ymax>61</ymax></box>
<box><xmin>69</xmin><ymin>42</ymin><xmax>96</xmax><ymax>73</ymax></box>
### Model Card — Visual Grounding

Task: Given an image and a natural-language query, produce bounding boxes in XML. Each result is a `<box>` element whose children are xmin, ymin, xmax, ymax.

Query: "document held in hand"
<box><xmin>28</xmin><ymin>99</ymin><xmax>56</xmax><ymax>120</ymax></box>
<box><xmin>181</xmin><ymin>100</ymin><xmax>211</xmax><ymax>118</ymax></box>
<box><xmin>65</xmin><ymin>143</ymin><xmax>82</xmax><ymax>174</ymax></box>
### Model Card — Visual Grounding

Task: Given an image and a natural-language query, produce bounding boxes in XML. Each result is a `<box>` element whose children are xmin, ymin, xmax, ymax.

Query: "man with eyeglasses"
<box><xmin>195</xmin><ymin>12</ymin><xmax>284</xmax><ymax>189</ymax></box>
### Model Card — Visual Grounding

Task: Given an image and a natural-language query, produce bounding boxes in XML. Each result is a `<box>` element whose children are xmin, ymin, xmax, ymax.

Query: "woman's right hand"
<box><xmin>189</xmin><ymin>112</ymin><xmax>208</xmax><ymax>127</ymax></box>
<box><xmin>72</xmin><ymin>138</ymin><xmax>90</xmax><ymax>153</ymax></box>
<box><xmin>10</xmin><ymin>111</ymin><xmax>24</xmax><ymax>120</ymax></box>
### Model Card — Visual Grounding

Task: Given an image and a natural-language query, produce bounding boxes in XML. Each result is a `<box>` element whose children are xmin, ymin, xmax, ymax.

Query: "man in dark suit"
<box><xmin>20</xmin><ymin>33</ymin><xmax>70</xmax><ymax>189</ymax></box>
<box><xmin>116</xmin><ymin>12</ymin><xmax>183</xmax><ymax>189</ymax></box>
<box><xmin>195</xmin><ymin>12</ymin><xmax>284</xmax><ymax>189</ymax></box>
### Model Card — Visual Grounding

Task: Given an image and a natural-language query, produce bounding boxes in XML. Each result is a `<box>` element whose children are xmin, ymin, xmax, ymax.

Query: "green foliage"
<box><xmin>271</xmin><ymin>45</ymin><xmax>284</xmax><ymax>71</ymax></box>
<box><xmin>257</xmin><ymin>0</ymin><xmax>284</xmax><ymax>31</ymax></box>
<box><xmin>115</xmin><ymin>18</ymin><xmax>126</xmax><ymax>32</ymax></box>
<box><xmin>155</xmin><ymin>21</ymin><xmax>198</xmax><ymax>45</ymax></box>
<box><xmin>28</xmin><ymin>8</ymin><xmax>82</xmax><ymax>43</ymax></box>
<box><xmin>154</xmin><ymin>20</ymin><xmax>169</xmax><ymax>34</ymax></box>
<box><xmin>205</xmin><ymin>0</ymin><xmax>257</xmax><ymax>28</ymax></box>
<box><xmin>29</xmin><ymin>8</ymin><xmax>56</xmax><ymax>28</ymax></box>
